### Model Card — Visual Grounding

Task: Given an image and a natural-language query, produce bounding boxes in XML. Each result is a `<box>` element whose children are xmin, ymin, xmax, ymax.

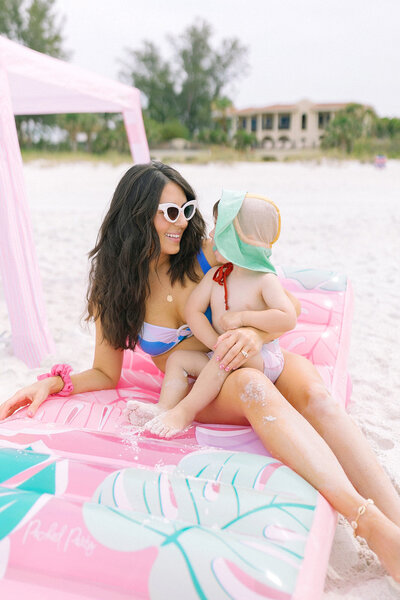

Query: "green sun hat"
<box><xmin>214</xmin><ymin>189</ymin><xmax>281</xmax><ymax>274</ymax></box>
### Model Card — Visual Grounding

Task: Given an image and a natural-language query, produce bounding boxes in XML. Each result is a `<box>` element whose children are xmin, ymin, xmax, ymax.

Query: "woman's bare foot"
<box><xmin>357</xmin><ymin>504</ymin><xmax>400</xmax><ymax>582</ymax></box>
<box><xmin>126</xmin><ymin>400</ymin><xmax>164</xmax><ymax>426</ymax></box>
<box><xmin>145</xmin><ymin>405</ymin><xmax>193</xmax><ymax>438</ymax></box>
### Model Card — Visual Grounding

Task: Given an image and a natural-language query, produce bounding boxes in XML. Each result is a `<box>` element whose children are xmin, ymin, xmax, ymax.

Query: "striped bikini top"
<box><xmin>137</xmin><ymin>248</ymin><xmax>212</xmax><ymax>356</ymax></box>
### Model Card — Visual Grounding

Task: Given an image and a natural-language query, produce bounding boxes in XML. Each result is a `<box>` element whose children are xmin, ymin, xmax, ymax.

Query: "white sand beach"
<box><xmin>0</xmin><ymin>160</ymin><xmax>399</xmax><ymax>598</ymax></box>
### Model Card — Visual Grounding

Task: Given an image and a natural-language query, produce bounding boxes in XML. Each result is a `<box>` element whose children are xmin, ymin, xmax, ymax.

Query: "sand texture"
<box><xmin>0</xmin><ymin>160</ymin><xmax>399</xmax><ymax>598</ymax></box>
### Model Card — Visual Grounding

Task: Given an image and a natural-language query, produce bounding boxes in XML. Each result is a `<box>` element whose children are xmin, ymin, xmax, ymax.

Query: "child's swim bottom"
<box><xmin>207</xmin><ymin>339</ymin><xmax>284</xmax><ymax>384</ymax></box>
<box><xmin>260</xmin><ymin>340</ymin><xmax>284</xmax><ymax>383</ymax></box>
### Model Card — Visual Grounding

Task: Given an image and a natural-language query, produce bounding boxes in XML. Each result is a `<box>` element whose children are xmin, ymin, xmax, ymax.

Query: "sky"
<box><xmin>54</xmin><ymin>0</ymin><xmax>400</xmax><ymax>117</ymax></box>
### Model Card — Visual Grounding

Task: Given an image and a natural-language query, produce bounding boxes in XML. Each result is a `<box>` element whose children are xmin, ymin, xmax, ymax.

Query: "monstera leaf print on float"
<box><xmin>0</xmin><ymin>446</ymin><xmax>68</xmax><ymax>540</ymax></box>
<box><xmin>83</xmin><ymin>450</ymin><xmax>318</xmax><ymax>599</ymax></box>
<box><xmin>279</xmin><ymin>267</ymin><xmax>347</xmax><ymax>293</ymax></box>
<box><xmin>278</xmin><ymin>267</ymin><xmax>349</xmax><ymax>369</ymax></box>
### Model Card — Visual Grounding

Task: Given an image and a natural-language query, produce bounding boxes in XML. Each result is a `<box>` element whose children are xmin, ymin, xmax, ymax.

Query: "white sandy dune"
<box><xmin>0</xmin><ymin>160</ymin><xmax>399</xmax><ymax>598</ymax></box>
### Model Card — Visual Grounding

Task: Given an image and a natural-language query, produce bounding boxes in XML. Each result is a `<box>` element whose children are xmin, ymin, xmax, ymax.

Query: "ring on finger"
<box><xmin>241</xmin><ymin>349</ymin><xmax>249</xmax><ymax>358</ymax></box>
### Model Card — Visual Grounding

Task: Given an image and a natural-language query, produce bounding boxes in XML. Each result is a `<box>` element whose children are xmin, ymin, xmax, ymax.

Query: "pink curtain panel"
<box><xmin>0</xmin><ymin>36</ymin><xmax>150</xmax><ymax>367</ymax></box>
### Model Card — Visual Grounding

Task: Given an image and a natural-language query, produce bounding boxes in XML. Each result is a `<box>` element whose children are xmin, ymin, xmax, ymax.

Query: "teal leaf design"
<box><xmin>0</xmin><ymin>447</ymin><xmax>50</xmax><ymax>484</ymax></box>
<box><xmin>83</xmin><ymin>451</ymin><xmax>318</xmax><ymax>599</ymax></box>
<box><xmin>0</xmin><ymin>446</ymin><xmax>68</xmax><ymax>540</ymax></box>
<box><xmin>280</xmin><ymin>267</ymin><xmax>347</xmax><ymax>292</ymax></box>
<box><xmin>0</xmin><ymin>486</ymin><xmax>49</xmax><ymax>540</ymax></box>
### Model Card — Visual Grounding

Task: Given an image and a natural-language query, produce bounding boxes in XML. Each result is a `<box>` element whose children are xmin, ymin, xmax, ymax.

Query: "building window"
<box><xmin>318</xmin><ymin>112</ymin><xmax>331</xmax><ymax>129</ymax></box>
<box><xmin>262</xmin><ymin>114</ymin><xmax>274</xmax><ymax>130</ymax></box>
<box><xmin>278</xmin><ymin>113</ymin><xmax>291</xmax><ymax>130</ymax></box>
<box><xmin>251</xmin><ymin>116</ymin><xmax>257</xmax><ymax>132</ymax></box>
<box><xmin>238</xmin><ymin>117</ymin><xmax>247</xmax><ymax>130</ymax></box>
<box><xmin>301</xmin><ymin>114</ymin><xmax>307</xmax><ymax>130</ymax></box>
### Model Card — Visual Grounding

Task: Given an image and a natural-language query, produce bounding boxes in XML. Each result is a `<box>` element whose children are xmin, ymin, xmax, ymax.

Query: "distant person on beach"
<box><xmin>1</xmin><ymin>161</ymin><xmax>400</xmax><ymax>581</ymax></box>
<box><xmin>128</xmin><ymin>191</ymin><xmax>296</xmax><ymax>438</ymax></box>
<box><xmin>374</xmin><ymin>154</ymin><xmax>387</xmax><ymax>168</ymax></box>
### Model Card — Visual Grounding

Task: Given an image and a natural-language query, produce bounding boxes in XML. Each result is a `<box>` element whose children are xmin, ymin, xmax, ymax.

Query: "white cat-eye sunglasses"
<box><xmin>157</xmin><ymin>200</ymin><xmax>198</xmax><ymax>223</ymax></box>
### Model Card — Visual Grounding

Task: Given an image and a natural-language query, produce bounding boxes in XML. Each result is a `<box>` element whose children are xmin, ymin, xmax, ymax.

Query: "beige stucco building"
<box><xmin>229</xmin><ymin>99</ymin><xmax>349</xmax><ymax>149</ymax></box>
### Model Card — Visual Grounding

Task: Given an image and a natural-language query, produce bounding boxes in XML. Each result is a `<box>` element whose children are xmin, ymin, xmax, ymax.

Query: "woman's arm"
<box><xmin>72</xmin><ymin>319</ymin><xmax>124</xmax><ymax>392</ymax></box>
<box><xmin>0</xmin><ymin>320</ymin><xmax>123</xmax><ymax>420</ymax></box>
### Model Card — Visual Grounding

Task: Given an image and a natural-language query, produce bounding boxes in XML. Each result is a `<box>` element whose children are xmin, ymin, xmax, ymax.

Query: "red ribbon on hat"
<box><xmin>213</xmin><ymin>262</ymin><xmax>233</xmax><ymax>310</ymax></box>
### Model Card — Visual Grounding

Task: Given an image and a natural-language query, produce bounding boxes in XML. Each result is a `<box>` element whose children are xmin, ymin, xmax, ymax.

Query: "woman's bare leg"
<box><xmin>196</xmin><ymin>368</ymin><xmax>400</xmax><ymax>581</ymax></box>
<box><xmin>275</xmin><ymin>351</ymin><xmax>400</xmax><ymax>526</ymax></box>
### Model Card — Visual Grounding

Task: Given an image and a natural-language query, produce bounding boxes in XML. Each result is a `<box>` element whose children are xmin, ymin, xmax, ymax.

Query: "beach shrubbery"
<box><xmin>322</xmin><ymin>105</ymin><xmax>400</xmax><ymax>159</ymax></box>
<box><xmin>233</xmin><ymin>130</ymin><xmax>257</xmax><ymax>151</ymax></box>
<box><xmin>3</xmin><ymin>4</ymin><xmax>399</xmax><ymax>164</ymax></box>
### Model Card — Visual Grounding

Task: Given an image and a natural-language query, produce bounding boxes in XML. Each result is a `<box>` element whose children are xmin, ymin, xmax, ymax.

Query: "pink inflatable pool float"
<box><xmin>0</xmin><ymin>266</ymin><xmax>353</xmax><ymax>599</ymax></box>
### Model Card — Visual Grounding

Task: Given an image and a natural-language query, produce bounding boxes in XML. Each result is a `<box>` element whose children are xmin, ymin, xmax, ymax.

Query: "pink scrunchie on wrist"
<box><xmin>37</xmin><ymin>363</ymin><xmax>73</xmax><ymax>396</ymax></box>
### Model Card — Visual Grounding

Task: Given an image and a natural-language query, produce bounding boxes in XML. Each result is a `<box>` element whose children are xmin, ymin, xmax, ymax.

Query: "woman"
<box><xmin>1</xmin><ymin>161</ymin><xmax>399</xmax><ymax>580</ymax></box>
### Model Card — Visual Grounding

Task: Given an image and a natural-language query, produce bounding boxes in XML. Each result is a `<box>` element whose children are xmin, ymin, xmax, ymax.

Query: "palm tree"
<box><xmin>212</xmin><ymin>96</ymin><xmax>233</xmax><ymax>133</ymax></box>
<box><xmin>322</xmin><ymin>104</ymin><xmax>377</xmax><ymax>153</ymax></box>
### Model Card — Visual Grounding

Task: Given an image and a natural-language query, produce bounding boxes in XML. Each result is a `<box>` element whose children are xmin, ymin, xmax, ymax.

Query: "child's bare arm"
<box><xmin>245</xmin><ymin>274</ymin><xmax>297</xmax><ymax>332</ymax></box>
<box><xmin>185</xmin><ymin>270</ymin><xmax>219</xmax><ymax>350</ymax></box>
<box><xmin>221</xmin><ymin>274</ymin><xmax>297</xmax><ymax>334</ymax></box>
<box><xmin>285</xmin><ymin>288</ymin><xmax>301</xmax><ymax>317</ymax></box>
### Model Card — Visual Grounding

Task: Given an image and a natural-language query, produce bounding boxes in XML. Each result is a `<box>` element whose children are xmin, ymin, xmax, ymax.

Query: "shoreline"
<box><xmin>20</xmin><ymin>149</ymin><xmax>399</xmax><ymax>167</ymax></box>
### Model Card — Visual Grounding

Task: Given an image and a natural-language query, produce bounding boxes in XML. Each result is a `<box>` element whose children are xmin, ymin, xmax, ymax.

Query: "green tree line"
<box><xmin>119</xmin><ymin>21</ymin><xmax>248</xmax><ymax>142</ymax></box>
<box><xmin>1</xmin><ymin>1</ymin><xmax>399</xmax><ymax>157</ymax></box>
<box><xmin>1</xmin><ymin>1</ymin><xmax>249</xmax><ymax>152</ymax></box>
<box><xmin>321</xmin><ymin>104</ymin><xmax>400</xmax><ymax>157</ymax></box>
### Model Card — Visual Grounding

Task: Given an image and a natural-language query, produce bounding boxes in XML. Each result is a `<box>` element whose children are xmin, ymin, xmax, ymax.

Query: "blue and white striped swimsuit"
<box><xmin>137</xmin><ymin>249</ymin><xmax>212</xmax><ymax>356</ymax></box>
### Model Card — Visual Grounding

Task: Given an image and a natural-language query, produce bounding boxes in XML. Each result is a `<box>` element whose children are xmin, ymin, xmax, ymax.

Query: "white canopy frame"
<box><xmin>0</xmin><ymin>36</ymin><xmax>150</xmax><ymax>367</ymax></box>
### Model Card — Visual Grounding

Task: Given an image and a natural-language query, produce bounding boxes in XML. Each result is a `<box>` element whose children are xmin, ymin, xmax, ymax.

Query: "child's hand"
<box><xmin>220</xmin><ymin>311</ymin><xmax>243</xmax><ymax>331</ymax></box>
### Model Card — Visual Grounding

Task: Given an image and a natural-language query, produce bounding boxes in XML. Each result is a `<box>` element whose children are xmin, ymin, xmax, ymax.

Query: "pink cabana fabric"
<box><xmin>0</xmin><ymin>36</ymin><xmax>150</xmax><ymax>367</ymax></box>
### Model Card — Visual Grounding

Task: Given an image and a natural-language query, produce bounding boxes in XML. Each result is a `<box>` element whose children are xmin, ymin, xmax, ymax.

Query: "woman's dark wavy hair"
<box><xmin>86</xmin><ymin>161</ymin><xmax>206</xmax><ymax>350</ymax></box>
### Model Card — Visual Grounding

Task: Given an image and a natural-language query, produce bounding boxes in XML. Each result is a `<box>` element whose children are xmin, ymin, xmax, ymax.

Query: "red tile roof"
<box><xmin>313</xmin><ymin>103</ymin><xmax>349</xmax><ymax>109</ymax></box>
<box><xmin>235</xmin><ymin>104</ymin><xmax>297</xmax><ymax>115</ymax></box>
<box><xmin>232</xmin><ymin>101</ymin><xmax>353</xmax><ymax>115</ymax></box>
